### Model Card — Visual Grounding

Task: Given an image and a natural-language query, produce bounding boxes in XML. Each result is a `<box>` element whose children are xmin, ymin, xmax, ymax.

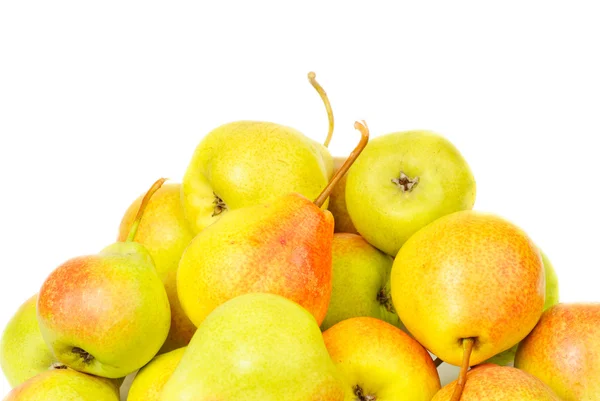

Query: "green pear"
<box><xmin>36</xmin><ymin>179</ymin><xmax>171</xmax><ymax>378</ymax></box>
<box><xmin>327</xmin><ymin>157</ymin><xmax>358</xmax><ymax>234</ymax></box>
<box><xmin>320</xmin><ymin>233</ymin><xmax>403</xmax><ymax>331</ymax></box>
<box><xmin>127</xmin><ymin>347</ymin><xmax>185</xmax><ymax>401</ymax></box>
<box><xmin>3</xmin><ymin>366</ymin><xmax>119</xmax><ymax>401</ymax></box>
<box><xmin>118</xmin><ymin>183</ymin><xmax>196</xmax><ymax>353</ymax></box>
<box><xmin>346</xmin><ymin>130</ymin><xmax>476</xmax><ymax>256</ymax></box>
<box><xmin>159</xmin><ymin>293</ymin><xmax>345</xmax><ymax>401</ymax></box>
<box><xmin>515</xmin><ymin>303</ymin><xmax>600</xmax><ymax>401</ymax></box>
<box><xmin>0</xmin><ymin>295</ymin><xmax>55</xmax><ymax>387</ymax></box>
<box><xmin>485</xmin><ymin>251</ymin><xmax>560</xmax><ymax>365</ymax></box>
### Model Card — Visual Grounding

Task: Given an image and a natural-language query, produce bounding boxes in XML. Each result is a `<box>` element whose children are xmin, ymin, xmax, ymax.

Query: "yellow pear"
<box><xmin>127</xmin><ymin>347</ymin><xmax>185</xmax><ymax>401</ymax></box>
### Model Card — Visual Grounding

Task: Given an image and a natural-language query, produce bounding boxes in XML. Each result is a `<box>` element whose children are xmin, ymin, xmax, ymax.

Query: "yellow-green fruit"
<box><xmin>118</xmin><ymin>183</ymin><xmax>196</xmax><ymax>353</ymax></box>
<box><xmin>0</xmin><ymin>294</ymin><xmax>55</xmax><ymax>387</ymax></box>
<box><xmin>182</xmin><ymin>121</ymin><xmax>333</xmax><ymax>234</ymax></box>
<box><xmin>127</xmin><ymin>347</ymin><xmax>185</xmax><ymax>401</ymax></box>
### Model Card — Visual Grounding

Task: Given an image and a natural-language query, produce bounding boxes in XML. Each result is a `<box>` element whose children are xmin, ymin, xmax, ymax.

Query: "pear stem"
<box><xmin>307</xmin><ymin>71</ymin><xmax>334</xmax><ymax>148</ymax></box>
<box><xmin>126</xmin><ymin>177</ymin><xmax>168</xmax><ymax>242</ymax></box>
<box><xmin>433</xmin><ymin>357</ymin><xmax>443</xmax><ymax>368</ymax></box>
<box><xmin>449</xmin><ymin>337</ymin><xmax>475</xmax><ymax>401</ymax></box>
<box><xmin>313</xmin><ymin>121</ymin><xmax>369</xmax><ymax>208</ymax></box>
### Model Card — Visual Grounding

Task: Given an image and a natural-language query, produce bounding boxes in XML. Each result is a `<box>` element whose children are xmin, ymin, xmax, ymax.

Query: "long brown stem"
<box><xmin>126</xmin><ymin>177</ymin><xmax>167</xmax><ymax>242</ymax></box>
<box><xmin>433</xmin><ymin>357</ymin><xmax>443</xmax><ymax>368</ymax></box>
<box><xmin>314</xmin><ymin>121</ymin><xmax>369</xmax><ymax>208</ymax></box>
<box><xmin>307</xmin><ymin>71</ymin><xmax>334</xmax><ymax>148</ymax></box>
<box><xmin>450</xmin><ymin>338</ymin><xmax>475</xmax><ymax>401</ymax></box>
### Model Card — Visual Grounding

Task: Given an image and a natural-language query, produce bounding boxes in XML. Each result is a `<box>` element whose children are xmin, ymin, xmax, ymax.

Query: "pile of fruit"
<box><xmin>1</xmin><ymin>73</ymin><xmax>598</xmax><ymax>401</ymax></box>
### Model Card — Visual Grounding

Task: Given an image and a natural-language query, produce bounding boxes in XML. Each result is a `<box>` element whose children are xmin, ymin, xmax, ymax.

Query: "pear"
<box><xmin>321</xmin><ymin>233</ymin><xmax>402</xmax><ymax>331</ymax></box>
<box><xmin>36</xmin><ymin>179</ymin><xmax>171</xmax><ymax>378</ymax></box>
<box><xmin>323</xmin><ymin>317</ymin><xmax>440</xmax><ymax>400</ymax></box>
<box><xmin>117</xmin><ymin>183</ymin><xmax>196</xmax><ymax>353</ymax></box>
<box><xmin>514</xmin><ymin>303</ymin><xmax>600</xmax><ymax>401</ymax></box>
<box><xmin>0</xmin><ymin>295</ymin><xmax>55</xmax><ymax>387</ymax></box>
<box><xmin>346</xmin><ymin>130</ymin><xmax>476</xmax><ymax>256</ymax></box>
<box><xmin>177</xmin><ymin>122</ymin><xmax>370</xmax><ymax>327</ymax></box>
<box><xmin>3</xmin><ymin>366</ymin><xmax>119</xmax><ymax>401</ymax></box>
<box><xmin>182</xmin><ymin>72</ymin><xmax>335</xmax><ymax>234</ymax></box>
<box><xmin>432</xmin><ymin>364</ymin><xmax>562</xmax><ymax>400</ymax></box>
<box><xmin>327</xmin><ymin>157</ymin><xmax>359</xmax><ymax>234</ymax></box>
<box><xmin>391</xmin><ymin>210</ymin><xmax>545</xmax><ymax>400</ymax></box>
<box><xmin>159</xmin><ymin>293</ymin><xmax>345</xmax><ymax>401</ymax></box>
<box><xmin>485</xmin><ymin>250</ymin><xmax>559</xmax><ymax>366</ymax></box>
<box><xmin>127</xmin><ymin>347</ymin><xmax>185</xmax><ymax>401</ymax></box>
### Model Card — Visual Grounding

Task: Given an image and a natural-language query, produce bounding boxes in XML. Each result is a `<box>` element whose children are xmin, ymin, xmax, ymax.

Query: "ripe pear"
<box><xmin>3</xmin><ymin>366</ymin><xmax>119</xmax><ymax>401</ymax></box>
<box><xmin>182</xmin><ymin>73</ymin><xmax>336</xmax><ymax>235</ymax></box>
<box><xmin>321</xmin><ymin>233</ymin><xmax>402</xmax><ymax>331</ymax></box>
<box><xmin>127</xmin><ymin>347</ymin><xmax>185</xmax><ymax>401</ymax></box>
<box><xmin>514</xmin><ymin>303</ymin><xmax>600</xmax><ymax>401</ymax></box>
<box><xmin>36</xmin><ymin>179</ymin><xmax>171</xmax><ymax>378</ymax></box>
<box><xmin>323</xmin><ymin>317</ymin><xmax>440</xmax><ymax>400</ymax></box>
<box><xmin>327</xmin><ymin>157</ymin><xmax>358</xmax><ymax>234</ymax></box>
<box><xmin>346</xmin><ymin>130</ymin><xmax>476</xmax><ymax>256</ymax></box>
<box><xmin>485</xmin><ymin>250</ymin><xmax>559</xmax><ymax>366</ymax></box>
<box><xmin>432</xmin><ymin>364</ymin><xmax>562</xmax><ymax>400</ymax></box>
<box><xmin>391</xmin><ymin>210</ymin><xmax>545</xmax><ymax>400</ymax></box>
<box><xmin>0</xmin><ymin>295</ymin><xmax>55</xmax><ymax>387</ymax></box>
<box><xmin>178</xmin><ymin>122</ymin><xmax>370</xmax><ymax>327</ymax></box>
<box><xmin>159</xmin><ymin>293</ymin><xmax>345</xmax><ymax>401</ymax></box>
<box><xmin>117</xmin><ymin>183</ymin><xmax>196</xmax><ymax>353</ymax></box>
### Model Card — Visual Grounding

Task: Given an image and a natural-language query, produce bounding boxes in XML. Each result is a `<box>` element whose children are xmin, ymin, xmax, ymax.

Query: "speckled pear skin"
<box><xmin>391</xmin><ymin>210</ymin><xmax>545</xmax><ymax>366</ymax></box>
<box><xmin>37</xmin><ymin>242</ymin><xmax>171</xmax><ymax>378</ymax></box>
<box><xmin>118</xmin><ymin>183</ymin><xmax>196</xmax><ymax>353</ymax></box>
<box><xmin>182</xmin><ymin>120</ymin><xmax>333</xmax><ymax>234</ymax></box>
<box><xmin>0</xmin><ymin>294</ymin><xmax>55</xmax><ymax>387</ymax></box>
<box><xmin>323</xmin><ymin>317</ymin><xmax>440</xmax><ymax>401</ymax></box>
<box><xmin>432</xmin><ymin>364</ymin><xmax>562</xmax><ymax>400</ymax></box>
<box><xmin>345</xmin><ymin>130</ymin><xmax>476</xmax><ymax>256</ymax></box>
<box><xmin>127</xmin><ymin>347</ymin><xmax>186</xmax><ymax>401</ymax></box>
<box><xmin>158</xmin><ymin>293</ymin><xmax>345</xmax><ymax>401</ymax></box>
<box><xmin>515</xmin><ymin>303</ymin><xmax>600</xmax><ymax>401</ymax></box>
<box><xmin>3</xmin><ymin>367</ymin><xmax>120</xmax><ymax>401</ymax></box>
<box><xmin>177</xmin><ymin>192</ymin><xmax>334</xmax><ymax>327</ymax></box>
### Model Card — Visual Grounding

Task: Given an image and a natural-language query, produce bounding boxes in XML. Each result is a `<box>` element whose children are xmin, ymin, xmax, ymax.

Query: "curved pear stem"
<box><xmin>450</xmin><ymin>338</ymin><xmax>475</xmax><ymax>401</ymax></box>
<box><xmin>313</xmin><ymin>121</ymin><xmax>369</xmax><ymax>208</ymax></box>
<box><xmin>307</xmin><ymin>71</ymin><xmax>334</xmax><ymax>148</ymax></box>
<box><xmin>126</xmin><ymin>177</ymin><xmax>168</xmax><ymax>242</ymax></box>
<box><xmin>433</xmin><ymin>357</ymin><xmax>444</xmax><ymax>368</ymax></box>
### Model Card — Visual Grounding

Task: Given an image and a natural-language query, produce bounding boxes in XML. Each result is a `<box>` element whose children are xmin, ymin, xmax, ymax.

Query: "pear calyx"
<box><xmin>376</xmin><ymin>287</ymin><xmax>396</xmax><ymax>314</ymax></box>
<box><xmin>353</xmin><ymin>384</ymin><xmax>377</xmax><ymax>401</ymax></box>
<box><xmin>212</xmin><ymin>192</ymin><xmax>228</xmax><ymax>217</ymax></box>
<box><xmin>50</xmin><ymin>363</ymin><xmax>68</xmax><ymax>370</ymax></box>
<box><xmin>72</xmin><ymin>347</ymin><xmax>94</xmax><ymax>364</ymax></box>
<box><xmin>391</xmin><ymin>171</ymin><xmax>419</xmax><ymax>193</ymax></box>
<box><xmin>307</xmin><ymin>71</ymin><xmax>334</xmax><ymax>148</ymax></box>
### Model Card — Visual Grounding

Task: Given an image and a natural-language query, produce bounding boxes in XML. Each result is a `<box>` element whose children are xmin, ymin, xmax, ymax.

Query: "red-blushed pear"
<box><xmin>391</xmin><ymin>211</ymin><xmax>545</xmax><ymax>401</ymax></box>
<box><xmin>158</xmin><ymin>293</ymin><xmax>345</xmax><ymax>401</ymax></box>
<box><xmin>323</xmin><ymin>317</ymin><xmax>440</xmax><ymax>401</ymax></box>
<box><xmin>127</xmin><ymin>347</ymin><xmax>186</xmax><ymax>401</ymax></box>
<box><xmin>117</xmin><ymin>183</ymin><xmax>196</xmax><ymax>353</ymax></box>
<box><xmin>514</xmin><ymin>303</ymin><xmax>600</xmax><ymax>401</ymax></box>
<box><xmin>3</xmin><ymin>366</ymin><xmax>120</xmax><ymax>401</ymax></box>
<box><xmin>432</xmin><ymin>364</ymin><xmax>562</xmax><ymax>400</ymax></box>
<box><xmin>36</xmin><ymin>179</ymin><xmax>171</xmax><ymax>379</ymax></box>
<box><xmin>177</xmin><ymin>121</ymin><xmax>370</xmax><ymax>327</ymax></box>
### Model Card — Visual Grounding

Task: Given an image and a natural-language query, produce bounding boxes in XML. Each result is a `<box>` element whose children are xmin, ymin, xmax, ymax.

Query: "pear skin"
<box><xmin>182</xmin><ymin>121</ymin><xmax>333</xmax><ymax>234</ymax></box>
<box><xmin>177</xmin><ymin>192</ymin><xmax>334</xmax><ymax>327</ymax></box>
<box><xmin>0</xmin><ymin>295</ymin><xmax>55</xmax><ymax>387</ymax></box>
<box><xmin>328</xmin><ymin>157</ymin><xmax>358</xmax><ymax>234</ymax></box>
<box><xmin>514</xmin><ymin>303</ymin><xmax>600</xmax><ymax>401</ymax></box>
<box><xmin>118</xmin><ymin>183</ymin><xmax>196</xmax><ymax>353</ymax></box>
<box><xmin>159</xmin><ymin>293</ymin><xmax>345</xmax><ymax>401</ymax></box>
<box><xmin>432</xmin><ymin>364</ymin><xmax>561</xmax><ymax>400</ymax></box>
<box><xmin>391</xmin><ymin>211</ymin><xmax>545</xmax><ymax>366</ymax></box>
<box><xmin>127</xmin><ymin>347</ymin><xmax>185</xmax><ymax>401</ymax></box>
<box><xmin>323</xmin><ymin>317</ymin><xmax>440</xmax><ymax>400</ymax></box>
<box><xmin>3</xmin><ymin>367</ymin><xmax>119</xmax><ymax>401</ymax></box>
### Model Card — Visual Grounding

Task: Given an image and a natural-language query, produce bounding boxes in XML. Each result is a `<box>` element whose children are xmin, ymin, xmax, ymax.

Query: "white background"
<box><xmin>1</xmin><ymin>1</ymin><xmax>599</xmax><ymax>397</ymax></box>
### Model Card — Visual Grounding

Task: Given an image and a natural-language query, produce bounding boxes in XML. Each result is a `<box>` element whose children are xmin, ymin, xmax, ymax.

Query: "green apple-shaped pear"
<box><xmin>3</xmin><ymin>366</ymin><xmax>120</xmax><ymax>401</ymax></box>
<box><xmin>182</xmin><ymin>73</ymin><xmax>334</xmax><ymax>234</ymax></box>
<box><xmin>0</xmin><ymin>295</ymin><xmax>55</xmax><ymax>387</ymax></box>
<box><xmin>127</xmin><ymin>347</ymin><xmax>185</xmax><ymax>401</ymax></box>
<box><xmin>159</xmin><ymin>293</ymin><xmax>345</xmax><ymax>401</ymax></box>
<box><xmin>346</xmin><ymin>130</ymin><xmax>476</xmax><ymax>256</ymax></box>
<box><xmin>321</xmin><ymin>233</ymin><xmax>403</xmax><ymax>331</ymax></box>
<box><xmin>36</xmin><ymin>179</ymin><xmax>171</xmax><ymax>378</ymax></box>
